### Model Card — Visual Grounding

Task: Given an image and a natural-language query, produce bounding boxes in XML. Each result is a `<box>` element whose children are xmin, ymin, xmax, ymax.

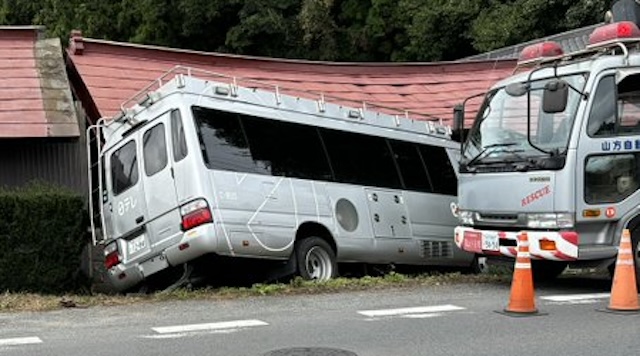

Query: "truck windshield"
<box><xmin>463</xmin><ymin>74</ymin><xmax>586</xmax><ymax>169</ymax></box>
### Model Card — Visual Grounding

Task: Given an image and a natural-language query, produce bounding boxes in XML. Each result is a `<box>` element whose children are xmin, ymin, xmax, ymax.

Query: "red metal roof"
<box><xmin>0</xmin><ymin>27</ymin><xmax>79</xmax><ymax>138</ymax></box>
<box><xmin>67</xmin><ymin>33</ymin><xmax>517</xmax><ymax>126</ymax></box>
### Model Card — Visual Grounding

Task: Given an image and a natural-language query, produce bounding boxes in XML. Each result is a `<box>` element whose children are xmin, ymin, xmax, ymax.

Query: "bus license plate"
<box><xmin>127</xmin><ymin>234</ymin><xmax>147</xmax><ymax>255</ymax></box>
<box><xmin>482</xmin><ymin>232</ymin><xmax>499</xmax><ymax>251</ymax></box>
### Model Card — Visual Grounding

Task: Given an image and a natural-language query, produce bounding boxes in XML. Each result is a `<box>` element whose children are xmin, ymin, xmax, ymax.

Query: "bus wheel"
<box><xmin>295</xmin><ymin>237</ymin><xmax>337</xmax><ymax>281</ymax></box>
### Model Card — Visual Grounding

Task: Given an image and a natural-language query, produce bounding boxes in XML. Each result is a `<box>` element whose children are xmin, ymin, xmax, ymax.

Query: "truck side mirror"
<box><xmin>451</xmin><ymin>104</ymin><xmax>465</xmax><ymax>143</ymax></box>
<box><xmin>453</xmin><ymin>104</ymin><xmax>464</xmax><ymax>132</ymax></box>
<box><xmin>543</xmin><ymin>79</ymin><xmax>568</xmax><ymax>113</ymax></box>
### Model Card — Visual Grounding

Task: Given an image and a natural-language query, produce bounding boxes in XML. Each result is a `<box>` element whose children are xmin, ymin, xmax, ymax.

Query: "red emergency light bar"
<box><xmin>517</xmin><ymin>41</ymin><xmax>564</xmax><ymax>65</ymax></box>
<box><xmin>588</xmin><ymin>21</ymin><xmax>640</xmax><ymax>48</ymax></box>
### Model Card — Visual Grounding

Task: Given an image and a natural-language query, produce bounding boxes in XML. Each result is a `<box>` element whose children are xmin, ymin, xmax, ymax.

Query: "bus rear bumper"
<box><xmin>454</xmin><ymin>226</ymin><xmax>580</xmax><ymax>261</ymax></box>
<box><xmin>165</xmin><ymin>223</ymin><xmax>218</xmax><ymax>266</ymax></box>
<box><xmin>105</xmin><ymin>224</ymin><xmax>219</xmax><ymax>292</ymax></box>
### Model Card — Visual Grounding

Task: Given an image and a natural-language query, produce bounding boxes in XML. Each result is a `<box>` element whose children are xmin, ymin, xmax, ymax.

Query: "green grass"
<box><xmin>0</xmin><ymin>271</ymin><xmax>512</xmax><ymax>313</ymax></box>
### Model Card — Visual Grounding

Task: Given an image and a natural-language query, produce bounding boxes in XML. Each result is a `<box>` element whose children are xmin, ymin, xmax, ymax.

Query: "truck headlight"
<box><xmin>458</xmin><ymin>210</ymin><xmax>475</xmax><ymax>226</ymax></box>
<box><xmin>526</xmin><ymin>213</ymin><xmax>574</xmax><ymax>229</ymax></box>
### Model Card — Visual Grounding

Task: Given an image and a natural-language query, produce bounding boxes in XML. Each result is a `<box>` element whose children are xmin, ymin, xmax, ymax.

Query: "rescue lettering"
<box><xmin>521</xmin><ymin>185</ymin><xmax>551</xmax><ymax>207</ymax></box>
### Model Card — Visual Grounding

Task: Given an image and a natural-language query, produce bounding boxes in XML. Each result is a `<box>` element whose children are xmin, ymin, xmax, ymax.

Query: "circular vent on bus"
<box><xmin>336</xmin><ymin>198</ymin><xmax>358</xmax><ymax>232</ymax></box>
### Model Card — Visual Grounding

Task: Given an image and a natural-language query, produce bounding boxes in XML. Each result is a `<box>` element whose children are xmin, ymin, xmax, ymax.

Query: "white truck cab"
<box><xmin>453</xmin><ymin>0</ymin><xmax>640</xmax><ymax>284</ymax></box>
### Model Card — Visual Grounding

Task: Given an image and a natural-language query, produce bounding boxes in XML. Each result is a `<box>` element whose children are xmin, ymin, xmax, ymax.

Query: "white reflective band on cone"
<box><xmin>619</xmin><ymin>248</ymin><xmax>632</xmax><ymax>255</ymax></box>
<box><xmin>515</xmin><ymin>262</ymin><xmax>531</xmax><ymax>269</ymax></box>
<box><xmin>517</xmin><ymin>252</ymin><xmax>531</xmax><ymax>258</ymax></box>
<box><xmin>616</xmin><ymin>260</ymin><xmax>634</xmax><ymax>266</ymax></box>
<box><xmin>519</xmin><ymin>241</ymin><xmax>530</xmax><ymax>247</ymax></box>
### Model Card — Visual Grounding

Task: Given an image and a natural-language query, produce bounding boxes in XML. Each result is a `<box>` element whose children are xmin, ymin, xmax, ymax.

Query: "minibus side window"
<box><xmin>388</xmin><ymin>140</ymin><xmax>431</xmax><ymax>192</ymax></box>
<box><xmin>320</xmin><ymin>128</ymin><xmax>401</xmax><ymax>189</ymax></box>
<box><xmin>143</xmin><ymin>123</ymin><xmax>168</xmax><ymax>177</ymax></box>
<box><xmin>171</xmin><ymin>110</ymin><xmax>188</xmax><ymax>162</ymax></box>
<box><xmin>419</xmin><ymin>145</ymin><xmax>457</xmax><ymax>196</ymax></box>
<box><xmin>111</xmin><ymin>141</ymin><xmax>138</xmax><ymax>195</ymax></box>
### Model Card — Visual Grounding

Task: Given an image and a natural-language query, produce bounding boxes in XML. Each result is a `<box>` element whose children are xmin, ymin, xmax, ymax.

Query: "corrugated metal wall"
<box><xmin>0</xmin><ymin>137</ymin><xmax>88</xmax><ymax>197</ymax></box>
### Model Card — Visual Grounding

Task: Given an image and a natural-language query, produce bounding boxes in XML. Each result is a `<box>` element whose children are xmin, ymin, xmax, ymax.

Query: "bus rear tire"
<box><xmin>295</xmin><ymin>237</ymin><xmax>337</xmax><ymax>281</ymax></box>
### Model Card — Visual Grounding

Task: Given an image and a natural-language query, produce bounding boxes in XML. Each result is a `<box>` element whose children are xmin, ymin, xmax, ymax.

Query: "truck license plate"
<box><xmin>481</xmin><ymin>232</ymin><xmax>499</xmax><ymax>251</ymax></box>
<box><xmin>462</xmin><ymin>232</ymin><xmax>482</xmax><ymax>253</ymax></box>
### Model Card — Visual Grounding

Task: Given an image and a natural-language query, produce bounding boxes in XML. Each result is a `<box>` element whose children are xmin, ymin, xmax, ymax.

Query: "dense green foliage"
<box><xmin>0</xmin><ymin>183</ymin><xmax>88</xmax><ymax>293</ymax></box>
<box><xmin>0</xmin><ymin>0</ymin><xmax>609</xmax><ymax>61</ymax></box>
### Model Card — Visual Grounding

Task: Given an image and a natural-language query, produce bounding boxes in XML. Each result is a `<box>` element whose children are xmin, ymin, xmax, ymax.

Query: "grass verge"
<box><xmin>0</xmin><ymin>271</ymin><xmax>512</xmax><ymax>313</ymax></box>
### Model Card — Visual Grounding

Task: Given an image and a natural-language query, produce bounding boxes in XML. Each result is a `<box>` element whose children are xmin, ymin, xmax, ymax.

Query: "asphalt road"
<box><xmin>1</xmin><ymin>275</ymin><xmax>638</xmax><ymax>356</ymax></box>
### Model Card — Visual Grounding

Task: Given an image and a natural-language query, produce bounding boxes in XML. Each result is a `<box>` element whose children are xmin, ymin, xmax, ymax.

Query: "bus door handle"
<box><xmin>135</xmin><ymin>216</ymin><xmax>145</xmax><ymax>224</ymax></box>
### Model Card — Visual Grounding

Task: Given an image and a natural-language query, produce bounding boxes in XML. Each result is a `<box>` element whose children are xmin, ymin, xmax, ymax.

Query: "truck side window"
<box><xmin>617</xmin><ymin>74</ymin><xmax>640</xmax><ymax>134</ymax></box>
<box><xmin>111</xmin><ymin>141</ymin><xmax>138</xmax><ymax>195</ymax></box>
<box><xmin>143</xmin><ymin>123</ymin><xmax>168</xmax><ymax>176</ymax></box>
<box><xmin>587</xmin><ymin>75</ymin><xmax>616</xmax><ymax>137</ymax></box>
<box><xmin>585</xmin><ymin>153</ymin><xmax>640</xmax><ymax>204</ymax></box>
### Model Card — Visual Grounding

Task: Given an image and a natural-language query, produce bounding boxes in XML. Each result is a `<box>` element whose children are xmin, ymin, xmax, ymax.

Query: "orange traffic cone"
<box><xmin>502</xmin><ymin>232</ymin><xmax>539</xmax><ymax>315</ymax></box>
<box><xmin>607</xmin><ymin>229</ymin><xmax>639</xmax><ymax>312</ymax></box>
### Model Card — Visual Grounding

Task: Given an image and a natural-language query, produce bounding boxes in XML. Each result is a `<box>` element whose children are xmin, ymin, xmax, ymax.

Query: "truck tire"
<box><xmin>531</xmin><ymin>260</ymin><xmax>567</xmax><ymax>282</ymax></box>
<box><xmin>464</xmin><ymin>255</ymin><xmax>489</xmax><ymax>274</ymax></box>
<box><xmin>632</xmin><ymin>229</ymin><xmax>640</xmax><ymax>290</ymax></box>
<box><xmin>295</xmin><ymin>237</ymin><xmax>337</xmax><ymax>281</ymax></box>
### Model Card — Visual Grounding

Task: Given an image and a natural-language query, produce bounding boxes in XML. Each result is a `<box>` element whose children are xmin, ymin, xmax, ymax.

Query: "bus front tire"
<box><xmin>295</xmin><ymin>237</ymin><xmax>337</xmax><ymax>281</ymax></box>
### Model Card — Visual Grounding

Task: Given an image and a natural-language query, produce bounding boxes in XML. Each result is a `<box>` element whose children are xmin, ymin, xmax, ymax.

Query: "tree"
<box><xmin>0</xmin><ymin>0</ymin><xmax>616</xmax><ymax>61</ymax></box>
<box><xmin>224</xmin><ymin>0</ymin><xmax>303</xmax><ymax>58</ymax></box>
<box><xmin>298</xmin><ymin>0</ymin><xmax>339</xmax><ymax>60</ymax></box>
<box><xmin>399</xmin><ymin>0</ymin><xmax>489</xmax><ymax>61</ymax></box>
<box><xmin>0</xmin><ymin>0</ymin><xmax>41</xmax><ymax>25</ymax></box>
<box><xmin>470</xmin><ymin>0</ymin><xmax>608</xmax><ymax>53</ymax></box>
<box><xmin>35</xmin><ymin>0</ymin><xmax>124</xmax><ymax>43</ymax></box>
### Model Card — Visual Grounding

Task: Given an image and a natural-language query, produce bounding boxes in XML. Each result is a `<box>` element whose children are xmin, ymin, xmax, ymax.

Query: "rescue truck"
<box><xmin>453</xmin><ymin>0</ymin><xmax>640</xmax><ymax>284</ymax></box>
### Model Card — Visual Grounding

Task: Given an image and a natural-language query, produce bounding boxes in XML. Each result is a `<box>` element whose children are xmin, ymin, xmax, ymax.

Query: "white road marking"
<box><xmin>401</xmin><ymin>313</ymin><xmax>446</xmax><ymax>319</ymax></box>
<box><xmin>152</xmin><ymin>319</ymin><xmax>268</xmax><ymax>334</ymax></box>
<box><xmin>358</xmin><ymin>304</ymin><xmax>465</xmax><ymax>318</ymax></box>
<box><xmin>0</xmin><ymin>337</ymin><xmax>43</xmax><ymax>347</ymax></box>
<box><xmin>541</xmin><ymin>293</ymin><xmax>610</xmax><ymax>304</ymax></box>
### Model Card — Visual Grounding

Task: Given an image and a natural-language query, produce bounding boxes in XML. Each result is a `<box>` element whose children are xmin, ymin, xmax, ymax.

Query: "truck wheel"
<box><xmin>531</xmin><ymin>260</ymin><xmax>567</xmax><ymax>282</ymax></box>
<box><xmin>295</xmin><ymin>237</ymin><xmax>337</xmax><ymax>281</ymax></box>
<box><xmin>632</xmin><ymin>229</ymin><xmax>640</xmax><ymax>290</ymax></box>
<box><xmin>465</xmin><ymin>255</ymin><xmax>488</xmax><ymax>274</ymax></box>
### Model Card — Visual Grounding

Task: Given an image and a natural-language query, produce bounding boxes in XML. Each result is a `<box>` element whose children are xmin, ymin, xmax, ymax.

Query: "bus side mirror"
<box><xmin>543</xmin><ymin>79</ymin><xmax>568</xmax><ymax>113</ymax></box>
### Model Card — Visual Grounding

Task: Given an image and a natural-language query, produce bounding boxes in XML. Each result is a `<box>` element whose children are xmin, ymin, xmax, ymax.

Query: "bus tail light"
<box><xmin>181</xmin><ymin>199</ymin><xmax>213</xmax><ymax>231</ymax></box>
<box><xmin>104</xmin><ymin>242</ymin><xmax>121</xmax><ymax>269</ymax></box>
